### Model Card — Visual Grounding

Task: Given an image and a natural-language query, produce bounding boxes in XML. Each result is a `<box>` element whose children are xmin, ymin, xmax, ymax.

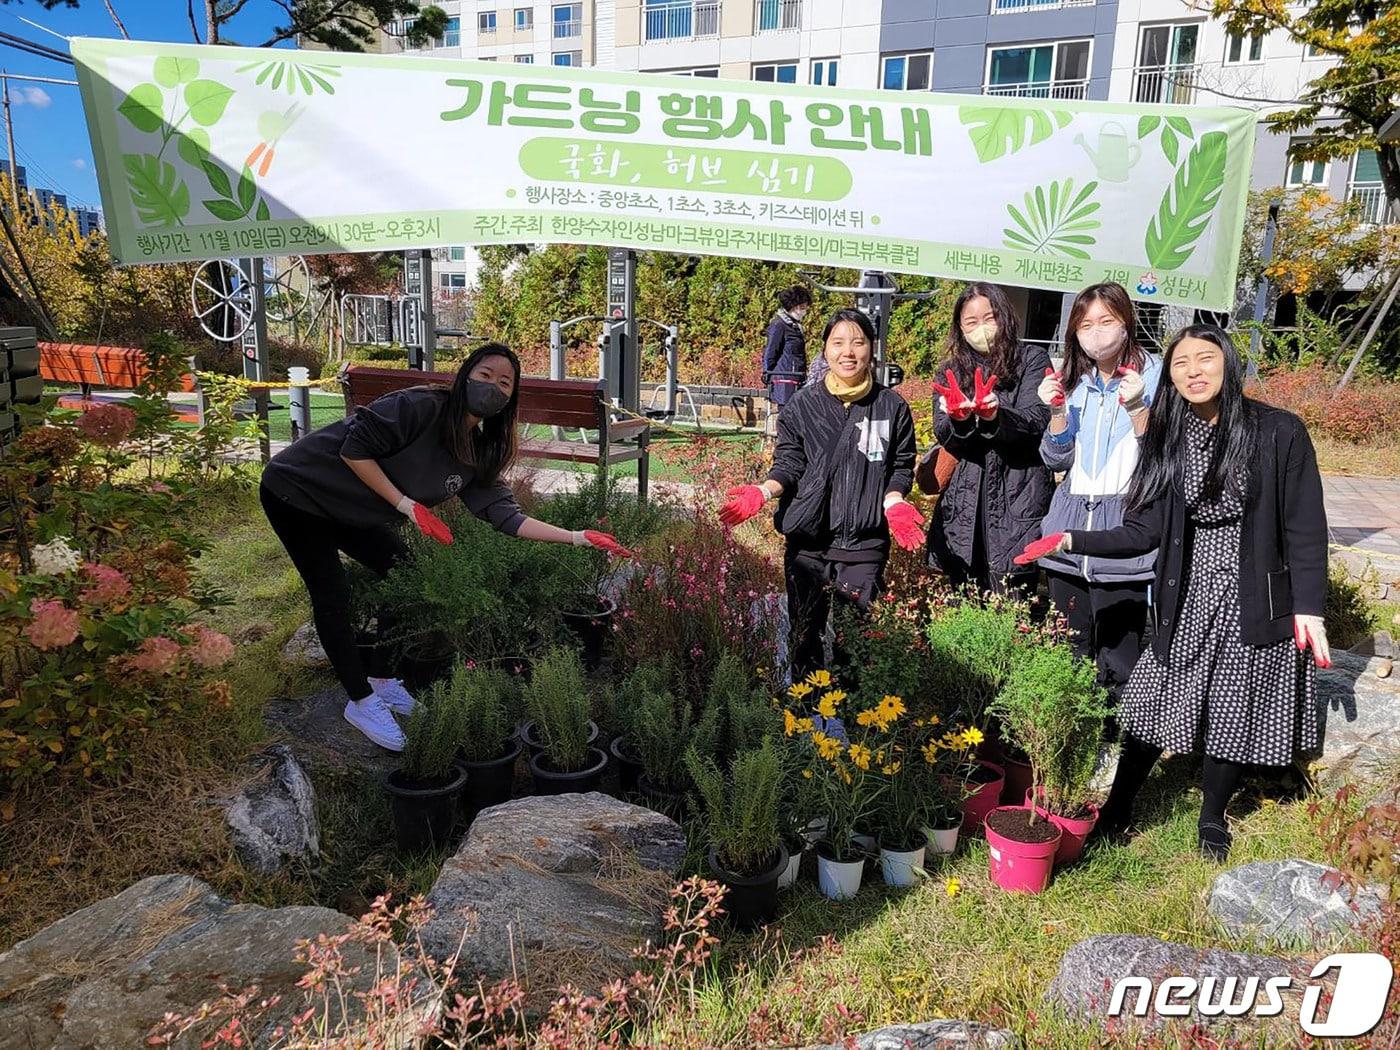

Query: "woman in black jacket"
<box><xmin>927</xmin><ymin>282</ymin><xmax>1054</xmax><ymax>596</ymax></box>
<box><xmin>720</xmin><ymin>309</ymin><xmax>922</xmax><ymax>680</ymax></box>
<box><xmin>762</xmin><ymin>285</ymin><xmax>812</xmax><ymax>419</ymax></box>
<box><xmin>1016</xmin><ymin>325</ymin><xmax>1330</xmax><ymax>860</ymax></box>
<box><xmin>260</xmin><ymin>343</ymin><xmax>630</xmax><ymax>753</ymax></box>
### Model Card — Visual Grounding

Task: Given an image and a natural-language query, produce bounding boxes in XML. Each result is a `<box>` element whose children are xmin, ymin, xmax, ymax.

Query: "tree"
<box><xmin>1213</xmin><ymin>0</ymin><xmax>1400</xmax><ymax>208</ymax></box>
<box><xmin>1</xmin><ymin>0</ymin><xmax>448</xmax><ymax>50</ymax></box>
<box><xmin>1239</xmin><ymin>186</ymin><xmax>1397</xmax><ymax>300</ymax></box>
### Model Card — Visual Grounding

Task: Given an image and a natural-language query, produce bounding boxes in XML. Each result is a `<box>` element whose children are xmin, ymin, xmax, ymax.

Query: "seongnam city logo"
<box><xmin>1108</xmin><ymin>953</ymin><xmax>1394</xmax><ymax>1038</ymax></box>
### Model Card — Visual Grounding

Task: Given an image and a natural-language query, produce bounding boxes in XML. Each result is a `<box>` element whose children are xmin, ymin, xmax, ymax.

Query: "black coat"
<box><xmin>763</xmin><ymin>313</ymin><xmax>806</xmax><ymax>406</ymax></box>
<box><xmin>1069</xmin><ymin>401</ymin><xmax>1327</xmax><ymax>662</ymax></box>
<box><xmin>927</xmin><ymin>344</ymin><xmax>1055</xmax><ymax>581</ymax></box>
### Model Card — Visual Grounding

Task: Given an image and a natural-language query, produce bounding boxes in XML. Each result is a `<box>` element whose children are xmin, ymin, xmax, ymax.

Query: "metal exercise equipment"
<box><xmin>191</xmin><ymin>255</ymin><xmax>308</xmax><ymax>382</ymax></box>
<box><xmin>801</xmin><ymin>269</ymin><xmax>922</xmax><ymax>389</ymax></box>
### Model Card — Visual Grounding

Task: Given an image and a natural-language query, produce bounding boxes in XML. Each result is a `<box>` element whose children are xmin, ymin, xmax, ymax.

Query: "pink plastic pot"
<box><xmin>984</xmin><ymin>805</ymin><xmax>1062</xmax><ymax>894</ymax></box>
<box><xmin>1000</xmin><ymin>753</ymin><xmax>1034</xmax><ymax>806</ymax></box>
<box><xmin>1024</xmin><ymin>789</ymin><xmax>1100</xmax><ymax>865</ymax></box>
<box><xmin>957</xmin><ymin>761</ymin><xmax>1005</xmax><ymax>834</ymax></box>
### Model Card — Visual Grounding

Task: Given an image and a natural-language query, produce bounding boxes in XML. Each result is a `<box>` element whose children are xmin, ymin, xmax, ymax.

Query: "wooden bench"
<box><xmin>39</xmin><ymin>342</ymin><xmax>200</xmax><ymax>423</ymax></box>
<box><xmin>340</xmin><ymin>365</ymin><xmax>651</xmax><ymax>501</ymax></box>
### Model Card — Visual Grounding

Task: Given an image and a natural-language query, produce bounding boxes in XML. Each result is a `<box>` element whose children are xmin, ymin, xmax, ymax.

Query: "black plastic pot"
<box><xmin>637</xmin><ymin>773</ymin><xmax>687</xmax><ymax>819</ymax></box>
<box><xmin>707</xmin><ymin>845</ymin><xmax>788</xmax><ymax>931</ymax></box>
<box><xmin>610</xmin><ymin>736</ymin><xmax>643</xmax><ymax>795</ymax></box>
<box><xmin>486</xmin><ymin>655</ymin><xmax>534</xmax><ymax>682</ymax></box>
<box><xmin>398</xmin><ymin>635</ymin><xmax>455</xmax><ymax>691</ymax></box>
<box><xmin>529</xmin><ymin>746</ymin><xmax>608</xmax><ymax>796</ymax></box>
<box><xmin>459</xmin><ymin>741</ymin><xmax>521</xmax><ymax>815</ymax></box>
<box><xmin>384</xmin><ymin>764</ymin><xmax>467</xmax><ymax>852</ymax></box>
<box><xmin>560</xmin><ymin>596</ymin><xmax>615</xmax><ymax>672</ymax></box>
<box><xmin>518</xmin><ymin>719</ymin><xmax>600</xmax><ymax>756</ymax></box>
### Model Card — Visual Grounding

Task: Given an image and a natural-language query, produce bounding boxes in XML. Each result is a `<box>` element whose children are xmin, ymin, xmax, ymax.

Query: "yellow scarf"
<box><xmin>824</xmin><ymin>370</ymin><xmax>873</xmax><ymax>405</ymax></box>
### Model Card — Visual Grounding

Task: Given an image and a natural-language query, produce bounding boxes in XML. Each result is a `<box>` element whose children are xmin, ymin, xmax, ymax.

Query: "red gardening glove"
<box><xmin>885</xmin><ymin>499</ymin><xmax>926</xmax><ymax>551</ymax></box>
<box><xmin>583</xmin><ymin>530</ymin><xmax>634</xmax><ymax>559</ymax></box>
<box><xmin>973</xmin><ymin>367</ymin><xmax>1001</xmax><ymax>420</ymax></box>
<box><xmin>1013</xmin><ymin>532</ymin><xmax>1068</xmax><ymax>566</ymax></box>
<box><xmin>719</xmin><ymin>485</ymin><xmax>767</xmax><ymax>527</ymax></box>
<box><xmin>931</xmin><ymin>369</ymin><xmax>974</xmax><ymax>421</ymax></box>
<box><xmin>1039</xmin><ymin>367</ymin><xmax>1066</xmax><ymax>408</ymax></box>
<box><xmin>1294</xmin><ymin>615</ymin><xmax>1331</xmax><ymax>669</ymax></box>
<box><xmin>410</xmin><ymin>503</ymin><xmax>453</xmax><ymax>545</ymax></box>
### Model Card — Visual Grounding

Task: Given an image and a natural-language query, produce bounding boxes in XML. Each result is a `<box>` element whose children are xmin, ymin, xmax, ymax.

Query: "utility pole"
<box><xmin>1</xmin><ymin>72</ymin><xmax>18</xmax><ymax>219</ymax></box>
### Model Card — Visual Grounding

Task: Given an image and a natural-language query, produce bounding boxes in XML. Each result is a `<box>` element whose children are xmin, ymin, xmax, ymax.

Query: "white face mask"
<box><xmin>789</xmin><ymin>307</ymin><xmax>807</xmax><ymax>321</ymax></box>
<box><xmin>1079</xmin><ymin>324</ymin><xmax>1127</xmax><ymax>362</ymax></box>
<box><xmin>964</xmin><ymin>322</ymin><xmax>997</xmax><ymax>354</ymax></box>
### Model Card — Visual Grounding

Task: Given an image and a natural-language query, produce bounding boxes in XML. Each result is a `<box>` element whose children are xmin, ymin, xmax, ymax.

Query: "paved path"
<box><xmin>1324</xmin><ymin>476</ymin><xmax>1400</xmax><ymax>580</ymax></box>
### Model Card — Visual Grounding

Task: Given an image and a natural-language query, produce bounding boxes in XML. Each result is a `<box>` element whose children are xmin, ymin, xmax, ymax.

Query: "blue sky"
<box><xmin>2</xmin><ymin>0</ymin><xmax>289</xmax><ymax>211</ymax></box>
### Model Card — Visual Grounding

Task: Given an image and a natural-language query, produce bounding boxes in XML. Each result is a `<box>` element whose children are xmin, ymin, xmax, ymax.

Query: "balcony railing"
<box><xmin>991</xmin><ymin>0</ymin><xmax>1093</xmax><ymax>13</ymax></box>
<box><xmin>755</xmin><ymin>0</ymin><xmax>801</xmax><ymax>32</ymax></box>
<box><xmin>1132</xmin><ymin>64</ymin><xmax>1200</xmax><ymax>105</ymax></box>
<box><xmin>553</xmin><ymin>18</ymin><xmax>582</xmax><ymax>39</ymax></box>
<box><xmin>643</xmin><ymin>0</ymin><xmax>720</xmax><ymax>41</ymax></box>
<box><xmin>984</xmin><ymin>78</ymin><xmax>1089</xmax><ymax>100</ymax></box>
<box><xmin>1349</xmin><ymin>184</ymin><xmax>1398</xmax><ymax>225</ymax></box>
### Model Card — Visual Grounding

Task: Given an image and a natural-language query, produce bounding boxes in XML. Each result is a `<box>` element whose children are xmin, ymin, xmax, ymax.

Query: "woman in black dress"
<box><xmin>1016</xmin><ymin>324</ymin><xmax>1330</xmax><ymax>860</ymax></box>
<box><xmin>762</xmin><ymin>285</ymin><xmax>812</xmax><ymax>417</ymax></box>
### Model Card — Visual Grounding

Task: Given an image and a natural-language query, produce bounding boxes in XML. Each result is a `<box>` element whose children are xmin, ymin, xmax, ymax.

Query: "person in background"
<box><xmin>260</xmin><ymin>343</ymin><xmax>631</xmax><ymax>753</ymax></box>
<box><xmin>1036</xmin><ymin>282</ymin><xmax>1163</xmax><ymax>718</ymax></box>
<box><xmin>720</xmin><ymin>309</ymin><xmax>923</xmax><ymax>682</ymax></box>
<box><xmin>1016</xmin><ymin>325</ymin><xmax>1330</xmax><ymax>861</ymax></box>
<box><xmin>926</xmin><ymin>282</ymin><xmax>1053</xmax><ymax>597</ymax></box>
<box><xmin>762</xmin><ymin>285</ymin><xmax>813</xmax><ymax>433</ymax></box>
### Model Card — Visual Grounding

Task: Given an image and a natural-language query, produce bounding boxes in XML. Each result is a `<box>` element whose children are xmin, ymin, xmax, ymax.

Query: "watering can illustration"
<box><xmin>1075</xmin><ymin>121</ymin><xmax>1141</xmax><ymax>182</ymax></box>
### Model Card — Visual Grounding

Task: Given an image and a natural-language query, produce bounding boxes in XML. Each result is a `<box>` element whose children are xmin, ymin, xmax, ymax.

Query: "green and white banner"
<box><xmin>73</xmin><ymin>38</ymin><xmax>1257</xmax><ymax>309</ymax></box>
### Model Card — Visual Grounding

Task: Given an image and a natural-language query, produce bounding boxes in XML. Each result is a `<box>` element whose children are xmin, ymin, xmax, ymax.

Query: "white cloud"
<box><xmin>14</xmin><ymin>87</ymin><xmax>52</xmax><ymax>109</ymax></box>
<box><xmin>71</xmin><ymin>158</ymin><xmax>87</xmax><ymax>171</ymax></box>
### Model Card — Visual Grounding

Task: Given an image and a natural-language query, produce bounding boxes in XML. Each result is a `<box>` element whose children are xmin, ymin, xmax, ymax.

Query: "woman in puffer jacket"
<box><xmin>1035</xmin><ymin>283</ymin><xmax>1162</xmax><ymax>711</ymax></box>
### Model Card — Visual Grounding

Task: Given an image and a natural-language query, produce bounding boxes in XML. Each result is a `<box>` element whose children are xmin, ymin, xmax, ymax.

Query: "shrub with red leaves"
<box><xmin>1250</xmin><ymin>366</ymin><xmax>1400</xmax><ymax>443</ymax></box>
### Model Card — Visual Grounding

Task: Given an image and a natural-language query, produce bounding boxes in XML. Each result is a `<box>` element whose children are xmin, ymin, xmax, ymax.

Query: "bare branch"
<box><xmin>101</xmin><ymin>0</ymin><xmax>130</xmax><ymax>39</ymax></box>
<box><xmin>187</xmin><ymin>0</ymin><xmax>202</xmax><ymax>43</ymax></box>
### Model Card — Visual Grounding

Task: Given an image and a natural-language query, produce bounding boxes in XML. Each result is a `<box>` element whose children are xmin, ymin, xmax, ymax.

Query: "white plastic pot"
<box><xmin>926</xmin><ymin>818</ymin><xmax>963</xmax><ymax>857</ymax></box>
<box><xmin>879</xmin><ymin>844</ymin><xmax>926</xmax><ymax>888</ymax></box>
<box><xmin>777</xmin><ymin>847</ymin><xmax>802</xmax><ymax>890</ymax></box>
<box><xmin>816</xmin><ymin>850</ymin><xmax>864</xmax><ymax>901</ymax></box>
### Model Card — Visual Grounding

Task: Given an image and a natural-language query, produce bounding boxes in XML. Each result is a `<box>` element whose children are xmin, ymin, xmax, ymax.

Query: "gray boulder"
<box><xmin>807</xmin><ymin>1020</ymin><xmax>1018</xmax><ymax>1048</ymax></box>
<box><xmin>1314</xmin><ymin>650</ymin><xmax>1400</xmax><ymax>784</ymax></box>
<box><xmin>1208</xmin><ymin>859</ymin><xmax>1384</xmax><ymax>946</ymax></box>
<box><xmin>420</xmin><ymin>793</ymin><xmax>685</xmax><ymax>988</ymax></box>
<box><xmin>280</xmin><ymin>620</ymin><xmax>329</xmax><ymax>669</ymax></box>
<box><xmin>265</xmin><ymin>686</ymin><xmax>400</xmax><ymax>774</ymax></box>
<box><xmin>0</xmin><ymin>874</ymin><xmax>370</xmax><ymax>1050</ymax></box>
<box><xmin>225</xmin><ymin>744</ymin><xmax>320</xmax><ymax>875</ymax></box>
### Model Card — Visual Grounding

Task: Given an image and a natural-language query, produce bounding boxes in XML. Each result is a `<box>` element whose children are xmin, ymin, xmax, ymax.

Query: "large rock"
<box><xmin>1314</xmin><ymin>650</ymin><xmax>1400</xmax><ymax>784</ymax></box>
<box><xmin>1208</xmin><ymin>859</ymin><xmax>1384</xmax><ymax>946</ymax></box>
<box><xmin>0</xmin><ymin>874</ymin><xmax>370</xmax><ymax>1050</ymax></box>
<box><xmin>225</xmin><ymin>744</ymin><xmax>320</xmax><ymax>875</ymax></box>
<box><xmin>280</xmin><ymin>620</ymin><xmax>329</xmax><ymax>669</ymax></box>
<box><xmin>807</xmin><ymin>1020</ymin><xmax>1017</xmax><ymax>1048</ymax></box>
<box><xmin>420</xmin><ymin>793</ymin><xmax>685</xmax><ymax>990</ymax></box>
<box><xmin>1047</xmin><ymin>934</ymin><xmax>1314</xmax><ymax>1033</ymax></box>
<box><xmin>265</xmin><ymin>686</ymin><xmax>400</xmax><ymax>774</ymax></box>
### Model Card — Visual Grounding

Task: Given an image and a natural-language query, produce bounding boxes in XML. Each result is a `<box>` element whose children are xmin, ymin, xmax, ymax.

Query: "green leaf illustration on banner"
<box><xmin>175</xmin><ymin>128</ymin><xmax>210</xmax><ymax>167</ymax></box>
<box><xmin>184</xmin><ymin>80</ymin><xmax>235</xmax><ymax>127</ymax></box>
<box><xmin>959</xmin><ymin>106</ymin><xmax>1072</xmax><ymax>164</ymax></box>
<box><xmin>255</xmin><ymin>198</ymin><xmax>271</xmax><ymax>222</ymax></box>
<box><xmin>154</xmin><ymin>56</ymin><xmax>199</xmax><ymax>88</ymax></box>
<box><xmin>1146</xmin><ymin>130</ymin><xmax>1227</xmax><ymax>270</ymax></box>
<box><xmin>1003</xmin><ymin>178</ymin><xmax>1100</xmax><ymax>259</ymax></box>
<box><xmin>117</xmin><ymin>83</ymin><xmax>165</xmax><ymax>134</ymax></box>
<box><xmin>123</xmin><ymin>153</ymin><xmax>189</xmax><ymax>227</ymax></box>
<box><xmin>1159</xmin><ymin>117</ymin><xmax>1195</xmax><ymax>166</ymax></box>
<box><xmin>202</xmin><ymin>198</ymin><xmax>246</xmax><ymax>222</ymax></box>
<box><xmin>237</xmin><ymin>167</ymin><xmax>256</xmax><ymax>212</ymax></box>
<box><xmin>237</xmin><ymin>58</ymin><xmax>342</xmax><ymax>96</ymax></box>
<box><xmin>201</xmin><ymin>159</ymin><xmax>232</xmax><ymax>201</ymax></box>
<box><xmin>1137</xmin><ymin>115</ymin><xmax>1160</xmax><ymax>138</ymax></box>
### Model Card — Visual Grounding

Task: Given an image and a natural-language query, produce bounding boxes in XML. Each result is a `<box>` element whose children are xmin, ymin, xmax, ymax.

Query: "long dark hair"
<box><xmin>1061</xmin><ymin>282</ymin><xmax>1147</xmax><ymax>393</ymax></box>
<box><xmin>778</xmin><ymin>285</ymin><xmax>812</xmax><ymax>312</ymax></box>
<box><xmin>1128</xmin><ymin>324</ymin><xmax>1256</xmax><ymax>510</ymax></box>
<box><xmin>440</xmin><ymin>342</ymin><xmax>521</xmax><ymax>483</ymax></box>
<box><xmin>940</xmin><ymin>282</ymin><xmax>1021</xmax><ymax>390</ymax></box>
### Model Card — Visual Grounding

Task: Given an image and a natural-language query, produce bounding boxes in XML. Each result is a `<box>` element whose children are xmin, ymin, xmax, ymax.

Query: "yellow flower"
<box><xmin>783</xmin><ymin>709</ymin><xmax>799</xmax><ymax>737</ymax></box>
<box><xmin>927</xmin><ymin>715</ymin><xmax>941</xmax><ymax>727</ymax></box>
<box><xmin>945</xmin><ymin>877</ymin><xmax>961</xmax><ymax>899</ymax></box>
<box><xmin>878</xmin><ymin>695</ymin><xmax>907</xmax><ymax>721</ymax></box>
<box><xmin>802</xmin><ymin>769</ymin><xmax>814</xmax><ymax>779</ymax></box>
<box><xmin>788</xmin><ymin>682</ymin><xmax>814</xmax><ymax>700</ymax></box>
<box><xmin>856</xmin><ymin>709</ymin><xmax>879</xmax><ymax>727</ymax></box>
<box><xmin>881</xmin><ymin>761</ymin><xmax>902</xmax><ymax>775</ymax></box>
<box><xmin>839</xmin><ymin>767</ymin><xmax>853</xmax><ymax>785</ymax></box>
<box><xmin>813</xmin><ymin>732</ymin><xmax>842</xmax><ymax>761</ymax></box>
<box><xmin>961</xmin><ymin>726</ymin><xmax>985</xmax><ymax>747</ymax></box>
<box><xmin>921</xmin><ymin>742</ymin><xmax>939</xmax><ymax>765</ymax></box>
<box><xmin>805</xmin><ymin>670</ymin><xmax>833</xmax><ymax>688</ymax></box>
<box><xmin>817</xmin><ymin>692</ymin><xmax>840</xmax><ymax>718</ymax></box>
<box><xmin>848</xmin><ymin>743</ymin><xmax>872</xmax><ymax>770</ymax></box>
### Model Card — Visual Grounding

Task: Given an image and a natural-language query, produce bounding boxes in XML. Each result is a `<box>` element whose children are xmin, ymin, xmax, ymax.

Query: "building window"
<box><xmin>1286</xmin><ymin>153</ymin><xmax>1329</xmax><ymax>187</ymax></box>
<box><xmin>479</xmin><ymin>12</ymin><xmax>497</xmax><ymax>34</ymax></box>
<box><xmin>881</xmin><ymin>53</ymin><xmax>932</xmax><ymax>91</ymax></box>
<box><xmin>753</xmin><ymin>63</ymin><xmax>798</xmax><ymax>83</ymax></box>
<box><xmin>441</xmin><ymin>16</ymin><xmax>460</xmax><ymax>47</ymax></box>
<box><xmin>449</xmin><ymin>246</ymin><xmax>467</xmax><ymax>262</ymax></box>
<box><xmin>658</xmin><ymin>67</ymin><xmax>720</xmax><ymax>76</ymax></box>
<box><xmin>755</xmin><ymin>0</ymin><xmax>801</xmax><ymax>33</ymax></box>
<box><xmin>1224</xmin><ymin>32</ymin><xmax>1263</xmax><ymax>63</ymax></box>
<box><xmin>516</xmin><ymin>54</ymin><xmax>534</xmax><ymax>63</ymax></box>
<box><xmin>553</xmin><ymin>50</ymin><xmax>583</xmax><ymax>66</ymax></box>
<box><xmin>480</xmin><ymin>56</ymin><xmax>498</xmax><ymax>61</ymax></box>
<box><xmin>644</xmin><ymin>0</ymin><xmax>721</xmax><ymax>41</ymax></box>
<box><xmin>439</xmin><ymin>272</ymin><xmax>467</xmax><ymax>289</ymax></box>
<box><xmin>1134</xmin><ymin>23</ymin><xmax>1200</xmax><ymax>104</ymax></box>
<box><xmin>515</xmin><ymin>7</ymin><xmax>534</xmax><ymax>30</ymax></box>
<box><xmin>553</xmin><ymin>3</ymin><xmax>583</xmax><ymax>38</ymax></box>
<box><xmin>811</xmin><ymin>58</ymin><xmax>838</xmax><ymax>86</ymax></box>
<box><xmin>985</xmin><ymin>40</ymin><xmax>1089</xmax><ymax>98</ymax></box>
<box><xmin>400</xmin><ymin>16</ymin><xmax>417</xmax><ymax>41</ymax></box>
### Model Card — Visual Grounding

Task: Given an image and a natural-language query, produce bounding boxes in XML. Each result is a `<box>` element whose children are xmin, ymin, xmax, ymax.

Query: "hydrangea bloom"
<box><xmin>79</xmin><ymin>562</ymin><xmax>131</xmax><ymax>606</ymax></box>
<box><xmin>25</xmin><ymin>599</ymin><xmax>80</xmax><ymax>650</ymax></box>
<box><xmin>127</xmin><ymin>636</ymin><xmax>183</xmax><ymax>675</ymax></box>
<box><xmin>31</xmin><ymin>537</ymin><xmax>81</xmax><ymax>576</ymax></box>
<box><xmin>76</xmin><ymin>403</ymin><xmax>137</xmax><ymax>446</ymax></box>
<box><xmin>187</xmin><ymin>626</ymin><xmax>235</xmax><ymax>668</ymax></box>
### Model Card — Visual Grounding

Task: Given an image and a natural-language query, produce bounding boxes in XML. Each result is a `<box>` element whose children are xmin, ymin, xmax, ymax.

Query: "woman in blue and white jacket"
<box><xmin>1036</xmin><ymin>283</ymin><xmax>1162</xmax><ymax>710</ymax></box>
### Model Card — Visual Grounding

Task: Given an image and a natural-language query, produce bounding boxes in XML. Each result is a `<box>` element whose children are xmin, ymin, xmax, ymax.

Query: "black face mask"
<box><xmin>465</xmin><ymin>379</ymin><xmax>510</xmax><ymax>420</ymax></box>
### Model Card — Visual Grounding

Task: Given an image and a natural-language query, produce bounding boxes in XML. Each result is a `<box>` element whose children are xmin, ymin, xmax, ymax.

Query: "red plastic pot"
<box><xmin>1024</xmin><ymin>788</ymin><xmax>1100</xmax><ymax>865</ymax></box>
<box><xmin>1000</xmin><ymin>752</ymin><xmax>1034</xmax><ymax>806</ymax></box>
<box><xmin>984</xmin><ymin>805</ymin><xmax>1062</xmax><ymax>894</ymax></box>
<box><xmin>958</xmin><ymin>761</ymin><xmax>1005</xmax><ymax>834</ymax></box>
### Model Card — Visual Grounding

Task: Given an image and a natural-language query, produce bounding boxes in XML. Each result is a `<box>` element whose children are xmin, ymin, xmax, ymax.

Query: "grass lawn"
<box><xmin>1314</xmin><ymin>434</ymin><xmax>1400</xmax><ymax>478</ymax></box>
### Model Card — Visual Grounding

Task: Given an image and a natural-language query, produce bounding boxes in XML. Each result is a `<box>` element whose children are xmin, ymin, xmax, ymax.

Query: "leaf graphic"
<box><xmin>184</xmin><ymin>80</ymin><xmax>234</xmax><ymax>127</ymax></box>
<box><xmin>959</xmin><ymin>105</ymin><xmax>1073</xmax><ymax>164</ymax></box>
<box><xmin>237</xmin><ymin>59</ymin><xmax>342</xmax><ymax>96</ymax></box>
<box><xmin>1161</xmin><ymin>125</ymin><xmax>1180</xmax><ymax>166</ymax></box>
<box><xmin>154</xmin><ymin>56</ymin><xmax>199</xmax><ymax>88</ymax></box>
<box><xmin>200</xmin><ymin>159</ymin><xmax>232</xmax><ymax>200</ymax></box>
<box><xmin>123</xmin><ymin>154</ymin><xmax>189</xmax><ymax>227</ymax></box>
<box><xmin>117</xmin><ymin>83</ymin><xmax>164</xmax><ymax>134</ymax></box>
<box><xmin>1137</xmin><ymin>115</ymin><xmax>1160</xmax><ymax>138</ymax></box>
<box><xmin>1002</xmin><ymin>177</ymin><xmax>1101</xmax><ymax>259</ymax></box>
<box><xmin>237</xmin><ymin>167</ymin><xmax>256</xmax><ymax>212</ymax></box>
<box><xmin>202</xmin><ymin>199</ymin><xmax>247</xmax><ymax>222</ymax></box>
<box><xmin>1166</xmin><ymin>116</ymin><xmax>1193</xmax><ymax>138</ymax></box>
<box><xmin>176</xmin><ymin>128</ymin><xmax>210</xmax><ymax>167</ymax></box>
<box><xmin>255</xmin><ymin>198</ymin><xmax>271</xmax><ymax>222</ymax></box>
<box><xmin>1145</xmin><ymin>130</ymin><xmax>1228</xmax><ymax>270</ymax></box>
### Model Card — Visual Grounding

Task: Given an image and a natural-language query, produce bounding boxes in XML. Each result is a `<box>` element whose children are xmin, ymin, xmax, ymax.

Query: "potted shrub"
<box><xmin>384</xmin><ymin>679</ymin><xmax>468</xmax><ymax>852</ymax></box>
<box><xmin>982</xmin><ymin>804</ymin><xmax>1063</xmax><ymax>893</ymax></box>
<box><xmin>524</xmin><ymin>647</ymin><xmax>607</xmax><ymax>794</ymax></box>
<box><xmin>686</xmin><ymin>740</ymin><xmax>788</xmax><ymax>930</ymax></box>
<box><xmin>629</xmin><ymin>683</ymin><xmax>702</xmax><ymax>817</ymax></box>
<box><xmin>449</xmin><ymin>664</ymin><xmax>522</xmax><ymax>815</ymax></box>
<box><xmin>607</xmin><ymin>662</ymin><xmax>677</xmax><ymax>796</ymax></box>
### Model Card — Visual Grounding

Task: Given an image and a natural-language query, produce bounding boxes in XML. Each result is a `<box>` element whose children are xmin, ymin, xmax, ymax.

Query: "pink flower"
<box><xmin>147</xmin><ymin>480</ymin><xmax>172</xmax><ymax>494</ymax></box>
<box><xmin>25</xmin><ymin>599</ymin><xmax>79</xmax><ymax>650</ymax></box>
<box><xmin>79</xmin><ymin>562</ymin><xmax>131</xmax><ymax>606</ymax></box>
<box><xmin>128</xmin><ymin>636</ymin><xmax>183</xmax><ymax>675</ymax></box>
<box><xmin>186</xmin><ymin>626</ymin><xmax>234</xmax><ymax>669</ymax></box>
<box><xmin>76</xmin><ymin>403</ymin><xmax>137</xmax><ymax>446</ymax></box>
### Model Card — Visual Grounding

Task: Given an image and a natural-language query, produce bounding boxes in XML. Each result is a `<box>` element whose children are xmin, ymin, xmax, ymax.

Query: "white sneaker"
<box><xmin>344</xmin><ymin>693</ymin><xmax>406</xmax><ymax>751</ymax></box>
<box><xmin>368</xmin><ymin>677</ymin><xmax>417</xmax><ymax>716</ymax></box>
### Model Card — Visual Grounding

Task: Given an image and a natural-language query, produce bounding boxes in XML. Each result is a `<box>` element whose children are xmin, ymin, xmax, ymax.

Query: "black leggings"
<box><xmin>1101</xmin><ymin>735</ymin><xmax>1247</xmax><ymax>830</ymax></box>
<box><xmin>261</xmin><ymin>483</ymin><xmax>408</xmax><ymax>700</ymax></box>
<box><xmin>784</xmin><ymin>548</ymin><xmax>885</xmax><ymax>683</ymax></box>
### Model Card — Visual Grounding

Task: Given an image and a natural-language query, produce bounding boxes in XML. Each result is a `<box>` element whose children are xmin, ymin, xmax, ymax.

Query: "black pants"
<box><xmin>261</xmin><ymin>483</ymin><xmax>408</xmax><ymax>701</ymax></box>
<box><xmin>1100</xmin><ymin>735</ymin><xmax>1247</xmax><ymax>832</ymax></box>
<box><xmin>785</xmin><ymin>547</ymin><xmax>885</xmax><ymax>683</ymax></box>
<box><xmin>1046</xmin><ymin>572</ymin><xmax>1150</xmax><ymax>708</ymax></box>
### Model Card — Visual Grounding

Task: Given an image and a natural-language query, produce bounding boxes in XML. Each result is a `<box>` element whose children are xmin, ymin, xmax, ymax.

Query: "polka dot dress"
<box><xmin>1118</xmin><ymin>412</ymin><xmax>1319</xmax><ymax>766</ymax></box>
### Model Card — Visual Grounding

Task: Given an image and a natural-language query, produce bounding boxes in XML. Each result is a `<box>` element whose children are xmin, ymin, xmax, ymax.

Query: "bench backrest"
<box><xmin>39</xmin><ymin>342</ymin><xmax>196</xmax><ymax>392</ymax></box>
<box><xmin>341</xmin><ymin>365</ymin><xmax>604</xmax><ymax>430</ymax></box>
